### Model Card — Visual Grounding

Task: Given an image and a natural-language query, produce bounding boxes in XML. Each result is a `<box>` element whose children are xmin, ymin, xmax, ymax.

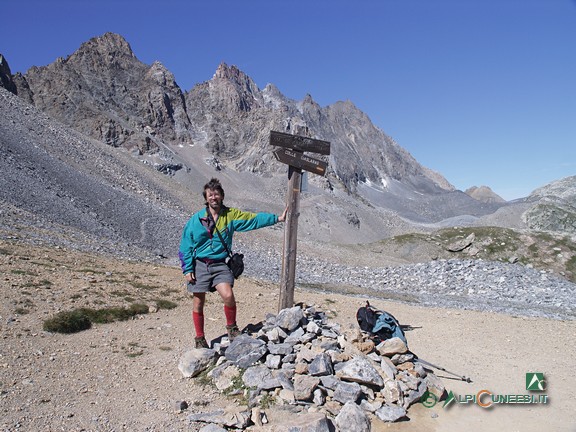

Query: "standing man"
<box><xmin>179</xmin><ymin>178</ymin><xmax>287</xmax><ymax>348</ymax></box>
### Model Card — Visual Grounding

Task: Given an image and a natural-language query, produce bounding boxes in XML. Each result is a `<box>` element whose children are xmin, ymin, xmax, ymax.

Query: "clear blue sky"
<box><xmin>2</xmin><ymin>0</ymin><xmax>575</xmax><ymax>200</ymax></box>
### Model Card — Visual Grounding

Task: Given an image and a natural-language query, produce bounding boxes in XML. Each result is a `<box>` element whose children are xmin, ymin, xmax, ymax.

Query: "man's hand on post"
<box><xmin>278</xmin><ymin>206</ymin><xmax>288</xmax><ymax>223</ymax></box>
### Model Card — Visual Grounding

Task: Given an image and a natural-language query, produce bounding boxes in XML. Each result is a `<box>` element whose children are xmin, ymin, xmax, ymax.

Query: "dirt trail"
<box><xmin>0</xmin><ymin>241</ymin><xmax>573</xmax><ymax>431</ymax></box>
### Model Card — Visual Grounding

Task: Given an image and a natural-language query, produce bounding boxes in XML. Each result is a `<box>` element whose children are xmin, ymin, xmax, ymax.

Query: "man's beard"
<box><xmin>209</xmin><ymin>201</ymin><xmax>222</xmax><ymax>211</ymax></box>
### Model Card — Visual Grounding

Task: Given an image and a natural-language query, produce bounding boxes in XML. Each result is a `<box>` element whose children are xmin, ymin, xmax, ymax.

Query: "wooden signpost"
<box><xmin>270</xmin><ymin>130</ymin><xmax>331</xmax><ymax>311</ymax></box>
<box><xmin>273</xmin><ymin>148</ymin><xmax>328</xmax><ymax>176</ymax></box>
<box><xmin>270</xmin><ymin>130</ymin><xmax>331</xmax><ymax>155</ymax></box>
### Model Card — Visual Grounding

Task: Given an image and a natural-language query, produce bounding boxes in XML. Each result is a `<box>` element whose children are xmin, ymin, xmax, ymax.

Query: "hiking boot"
<box><xmin>194</xmin><ymin>336</ymin><xmax>209</xmax><ymax>349</ymax></box>
<box><xmin>226</xmin><ymin>324</ymin><xmax>241</xmax><ymax>341</ymax></box>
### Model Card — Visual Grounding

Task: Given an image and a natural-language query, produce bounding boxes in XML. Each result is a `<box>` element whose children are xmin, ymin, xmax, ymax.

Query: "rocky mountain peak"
<box><xmin>208</xmin><ymin>62</ymin><xmax>262</xmax><ymax>113</ymax></box>
<box><xmin>465</xmin><ymin>185</ymin><xmax>506</xmax><ymax>203</ymax></box>
<box><xmin>214</xmin><ymin>62</ymin><xmax>241</xmax><ymax>79</ymax></box>
<box><xmin>58</xmin><ymin>32</ymin><xmax>140</xmax><ymax>81</ymax></box>
<box><xmin>11</xmin><ymin>32</ymin><xmax>192</xmax><ymax>150</ymax></box>
<box><xmin>146</xmin><ymin>61</ymin><xmax>177</xmax><ymax>87</ymax></box>
<box><xmin>299</xmin><ymin>93</ymin><xmax>321</xmax><ymax>110</ymax></box>
<box><xmin>213</xmin><ymin>62</ymin><xmax>259</xmax><ymax>93</ymax></box>
<box><xmin>262</xmin><ymin>83</ymin><xmax>287</xmax><ymax>108</ymax></box>
<box><xmin>72</xmin><ymin>32</ymin><xmax>136</xmax><ymax>62</ymax></box>
<box><xmin>0</xmin><ymin>54</ymin><xmax>17</xmax><ymax>94</ymax></box>
<box><xmin>522</xmin><ymin>176</ymin><xmax>576</xmax><ymax>234</ymax></box>
<box><xmin>211</xmin><ymin>63</ymin><xmax>261</xmax><ymax>111</ymax></box>
<box><xmin>302</xmin><ymin>93</ymin><xmax>315</xmax><ymax>104</ymax></box>
<box><xmin>529</xmin><ymin>175</ymin><xmax>576</xmax><ymax>201</ymax></box>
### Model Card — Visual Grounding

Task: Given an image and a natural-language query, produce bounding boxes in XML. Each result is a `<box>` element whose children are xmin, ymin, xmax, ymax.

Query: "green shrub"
<box><xmin>43</xmin><ymin>310</ymin><xmax>92</xmax><ymax>334</ymax></box>
<box><xmin>129</xmin><ymin>303</ymin><xmax>150</xmax><ymax>314</ymax></box>
<box><xmin>43</xmin><ymin>303</ymin><xmax>150</xmax><ymax>334</ymax></box>
<box><xmin>130</xmin><ymin>281</ymin><xmax>159</xmax><ymax>291</ymax></box>
<box><xmin>156</xmin><ymin>299</ymin><xmax>178</xmax><ymax>310</ymax></box>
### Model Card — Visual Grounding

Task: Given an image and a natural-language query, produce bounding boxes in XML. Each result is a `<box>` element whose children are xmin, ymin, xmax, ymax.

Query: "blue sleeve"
<box><xmin>179</xmin><ymin>219</ymin><xmax>196</xmax><ymax>274</ymax></box>
<box><xmin>227</xmin><ymin>208</ymin><xmax>278</xmax><ymax>232</ymax></box>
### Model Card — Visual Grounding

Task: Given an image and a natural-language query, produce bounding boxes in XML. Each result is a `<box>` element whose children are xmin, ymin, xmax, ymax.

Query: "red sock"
<box><xmin>193</xmin><ymin>311</ymin><xmax>205</xmax><ymax>338</ymax></box>
<box><xmin>224</xmin><ymin>305</ymin><xmax>237</xmax><ymax>326</ymax></box>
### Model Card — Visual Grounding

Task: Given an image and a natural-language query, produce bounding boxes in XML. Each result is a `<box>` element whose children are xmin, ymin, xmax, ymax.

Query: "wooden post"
<box><xmin>278</xmin><ymin>165</ymin><xmax>301</xmax><ymax>311</ymax></box>
<box><xmin>270</xmin><ymin>129</ymin><xmax>330</xmax><ymax>312</ymax></box>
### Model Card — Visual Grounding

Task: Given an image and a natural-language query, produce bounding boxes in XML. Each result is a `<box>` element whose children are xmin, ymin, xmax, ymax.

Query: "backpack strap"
<box><xmin>206</xmin><ymin>207</ymin><xmax>233</xmax><ymax>259</ymax></box>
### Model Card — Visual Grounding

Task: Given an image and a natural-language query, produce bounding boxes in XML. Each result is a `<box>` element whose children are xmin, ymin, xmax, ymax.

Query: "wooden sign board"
<box><xmin>270</xmin><ymin>130</ymin><xmax>331</xmax><ymax>155</ymax></box>
<box><xmin>273</xmin><ymin>148</ymin><xmax>328</xmax><ymax>176</ymax></box>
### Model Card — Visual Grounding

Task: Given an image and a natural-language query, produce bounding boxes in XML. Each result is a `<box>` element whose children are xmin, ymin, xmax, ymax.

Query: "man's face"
<box><xmin>205</xmin><ymin>188</ymin><xmax>223</xmax><ymax>209</ymax></box>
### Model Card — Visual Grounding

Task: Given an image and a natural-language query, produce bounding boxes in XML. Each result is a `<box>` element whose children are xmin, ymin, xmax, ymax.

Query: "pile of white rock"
<box><xmin>178</xmin><ymin>305</ymin><xmax>446</xmax><ymax>431</ymax></box>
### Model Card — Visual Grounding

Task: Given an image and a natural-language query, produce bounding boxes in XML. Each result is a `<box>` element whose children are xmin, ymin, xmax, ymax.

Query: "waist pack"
<box><xmin>227</xmin><ymin>253</ymin><xmax>244</xmax><ymax>279</ymax></box>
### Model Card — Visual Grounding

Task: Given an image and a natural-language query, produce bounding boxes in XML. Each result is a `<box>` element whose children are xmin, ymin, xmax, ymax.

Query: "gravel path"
<box><xmin>240</xmin><ymin>242</ymin><xmax>576</xmax><ymax>321</ymax></box>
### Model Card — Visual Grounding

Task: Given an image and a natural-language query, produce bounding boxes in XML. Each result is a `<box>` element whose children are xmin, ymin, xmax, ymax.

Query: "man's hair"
<box><xmin>203</xmin><ymin>178</ymin><xmax>225</xmax><ymax>202</ymax></box>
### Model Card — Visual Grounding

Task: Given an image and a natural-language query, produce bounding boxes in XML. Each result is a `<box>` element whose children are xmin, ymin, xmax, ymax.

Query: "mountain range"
<box><xmin>0</xmin><ymin>33</ymin><xmax>574</xmax><ymax>263</ymax></box>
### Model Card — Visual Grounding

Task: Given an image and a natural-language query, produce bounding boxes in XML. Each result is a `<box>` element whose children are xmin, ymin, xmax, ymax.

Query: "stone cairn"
<box><xmin>178</xmin><ymin>304</ymin><xmax>447</xmax><ymax>431</ymax></box>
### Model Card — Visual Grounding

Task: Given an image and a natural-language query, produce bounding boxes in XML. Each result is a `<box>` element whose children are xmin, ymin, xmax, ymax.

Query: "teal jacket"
<box><xmin>179</xmin><ymin>206</ymin><xmax>278</xmax><ymax>275</ymax></box>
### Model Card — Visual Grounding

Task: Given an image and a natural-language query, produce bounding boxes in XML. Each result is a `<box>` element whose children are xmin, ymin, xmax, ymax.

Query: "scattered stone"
<box><xmin>336</xmin><ymin>357</ymin><xmax>384</xmax><ymax>387</ymax></box>
<box><xmin>242</xmin><ymin>364</ymin><xmax>273</xmax><ymax>388</ymax></box>
<box><xmin>224</xmin><ymin>334</ymin><xmax>267</xmax><ymax>369</ymax></box>
<box><xmin>376</xmin><ymin>337</ymin><xmax>408</xmax><ymax>357</ymax></box>
<box><xmin>424</xmin><ymin>371</ymin><xmax>447</xmax><ymax>400</ymax></box>
<box><xmin>265</xmin><ymin>354</ymin><xmax>282</xmax><ymax>369</ymax></box>
<box><xmin>250</xmin><ymin>407</ymin><xmax>263</xmax><ymax>427</ymax></box>
<box><xmin>333</xmin><ymin>381</ymin><xmax>362</xmax><ymax>404</ymax></box>
<box><xmin>188</xmin><ymin>408</ymin><xmax>251</xmax><ymax>429</ymax></box>
<box><xmin>380</xmin><ymin>357</ymin><xmax>397</xmax><ymax>379</ymax></box>
<box><xmin>354</xmin><ymin>339</ymin><xmax>376</xmax><ymax>354</ymax></box>
<box><xmin>381</xmin><ymin>379</ymin><xmax>403</xmax><ymax>405</ymax></box>
<box><xmin>309</xmin><ymin>353</ymin><xmax>334</xmax><ymax>376</ymax></box>
<box><xmin>313</xmin><ymin>388</ymin><xmax>326</xmax><ymax>406</ymax></box>
<box><xmin>199</xmin><ymin>424</ymin><xmax>227</xmax><ymax>432</ymax></box>
<box><xmin>268</xmin><ymin>342</ymin><xmax>293</xmax><ymax>356</ymax></box>
<box><xmin>278</xmin><ymin>388</ymin><xmax>295</xmax><ymax>403</ymax></box>
<box><xmin>275</xmin><ymin>306</ymin><xmax>304</xmax><ymax>332</ymax></box>
<box><xmin>294</xmin><ymin>375</ymin><xmax>320</xmax><ymax>401</ymax></box>
<box><xmin>375</xmin><ymin>404</ymin><xmax>407</xmax><ymax>422</ymax></box>
<box><xmin>446</xmin><ymin>233</ymin><xmax>475</xmax><ymax>252</ymax></box>
<box><xmin>268</xmin><ymin>412</ymin><xmax>334</xmax><ymax>432</ymax></box>
<box><xmin>174</xmin><ymin>400</ymin><xmax>188</xmax><ymax>413</ymax></box>
<box><xmin>178</xmin><ymin>348</ymin><xmax>217</xmax><ymax>378</ymax></box>
<box><xmin>209</xmin><ymin>364</ymin><xmax>241</xmax><ymax>392</ymax></box>
<box><xmin>335</xmin><ymin>401</ymin><xmax>372</xmax><ymax>432</ymax></box>
<box><xmin>403</xmin><ymin>380</ymin><xmax>428</xmax><ymax>408</ymax></box>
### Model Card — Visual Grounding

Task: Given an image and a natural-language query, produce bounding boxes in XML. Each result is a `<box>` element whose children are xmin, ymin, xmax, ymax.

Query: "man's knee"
<box><xmin>222</xmin><ymin>293</ymin><xmax>235</xmax><ymax>306</ymax></box>
<box><xmin>193</xmin><ymin>294</ymin><xmax>205</xmax><ymax>312</ymax></box>
<box><xmin>218</xmin><ymin>286</ymin><xmax>235</xmax><ymax>305</ymax></box>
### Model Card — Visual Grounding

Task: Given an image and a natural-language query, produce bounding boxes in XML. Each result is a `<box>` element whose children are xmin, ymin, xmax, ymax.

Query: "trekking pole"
<box><xmin>415</xmin><ymin>358</ymin><xmax>472</xmax><ymax>383</ymax></box>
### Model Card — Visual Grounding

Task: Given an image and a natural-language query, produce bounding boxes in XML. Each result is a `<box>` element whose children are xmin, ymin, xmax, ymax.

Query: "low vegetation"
<box><xmin>43</xmin><ymin>303</ymin><xmax>148</xmax><ymax>333</ymax></box>
<box><xmin>380</xmin><ymin>226</ymin><xmax>576</xmax><ymax>283</ymax></box>
<box><xmin>42</xmin><ymin>309</ymin><xmax>93</xmax><ymax>333</ymax></box>
<box><xmin>0</xmin><ymin>240</ymin><xmax>186</xmax><ymax>335</ymax></box>
<box><xmin>42</xmin><ymin>299</ymin><xmax>180</xmax><ymax>334</ymax></box>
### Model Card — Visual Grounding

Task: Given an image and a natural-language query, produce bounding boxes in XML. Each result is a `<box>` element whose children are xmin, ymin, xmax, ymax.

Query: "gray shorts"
<box><xmin>187</xmin><ymin>260</ymin><xmax>234</xmax><ymax>294</ymax></box>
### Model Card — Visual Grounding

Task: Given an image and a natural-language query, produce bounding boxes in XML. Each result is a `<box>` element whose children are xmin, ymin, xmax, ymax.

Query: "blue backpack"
<box><xmin>356</xmin><ymin>301</ymin><xmax>407</xmax><ymax>345</ymax></box>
